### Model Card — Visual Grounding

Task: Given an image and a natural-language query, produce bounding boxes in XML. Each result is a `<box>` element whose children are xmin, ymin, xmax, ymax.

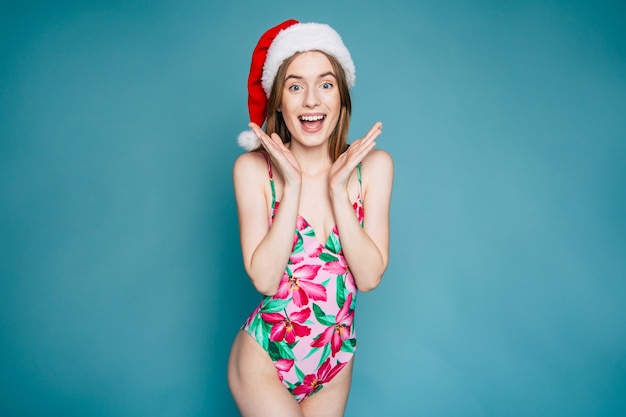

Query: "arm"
<box><xmin>331</xmin><ymin>150</ymin><xmax>393</xmax><ymax>291</ymax></box>
<box><xmin>234</xmin><ymin>126</ymin><xmax>302</xmax><ymax>295</ymax></box>
<box><xmin>329</xmin><ymin>123</ymin><xmax>394</xmax><ymax>291</ymax></box>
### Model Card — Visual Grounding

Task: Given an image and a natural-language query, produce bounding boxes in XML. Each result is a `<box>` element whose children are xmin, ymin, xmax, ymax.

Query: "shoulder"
<box><xmin>362</xmin><ymin>149</ymin><xmax>394</xmax><ymax>175</ymax></box>
<box><xmin>360</xmin><ymin>149</ymin><xmax>394</xmax><ymax>199</ymax></box>
<box><xmin>233</xmin><ymin>151</ymin><xmax>271</xmax><ymax>195</ymax></box>
<box><xmin>233</xmin><ymin>151</ymin><xmax>268</xmax><ymax>177</ymax></box>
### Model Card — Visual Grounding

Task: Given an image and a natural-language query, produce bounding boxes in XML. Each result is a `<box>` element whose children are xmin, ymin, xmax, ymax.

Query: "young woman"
<box><xmin>227</xmin><ymin>20</ymin><xmax>394</xmax><ymax>417</ymax></box>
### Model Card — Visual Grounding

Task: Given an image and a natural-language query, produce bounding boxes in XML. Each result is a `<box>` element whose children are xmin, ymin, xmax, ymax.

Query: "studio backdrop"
<box><xmin>1</xmin><ymin>1</ymin><xmax>624</xmax><ymax>416</ymax></box>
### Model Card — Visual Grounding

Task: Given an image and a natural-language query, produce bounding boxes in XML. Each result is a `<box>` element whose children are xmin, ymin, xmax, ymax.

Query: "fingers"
<box><xmin>249</xmin><ymin>122</ymin><xmax>286</xmax><ymax>156</ymax></box>
<box><xmin>366</xmin><ymin>121</ymin><xmax>384</xmax><ymax>139</ymax></box>
<box><xmin>348</xmin><ymin>139</ymin><xmax>376</xmax><ymax>167</ymax></box>
<box><xmin>349</xmin><ymin>121</ymin><xmax>382</xmax><ymax>152</ymax></box>
<box><xmin>248</xmin><ymin>123</ymin><xmax>301</xmax><ymax>182</ymax></box>
<box><xmin>249</xmin><ymin>122</ymin><xmax>273</xmax><ymax>147</ymax></box>
<box><xmin>345</xmin><ymin>121</ymin><xmax>383</xmax><ymax>163</ymax></box>
<box><xmin>359</xmin><ymin>121</ymin><xmax>383</xmax><ymax>146</ymax></box>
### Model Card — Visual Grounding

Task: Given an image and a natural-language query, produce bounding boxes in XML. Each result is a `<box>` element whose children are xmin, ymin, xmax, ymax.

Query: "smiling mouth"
<box><xmin>299</xmin><ymin>115</ymin><xmax>326</xmax><ymax>122</ymax></box>
<box><xmin>299</xmin><ymin>114</ymin><xmax>326</xmax><ymax>132</ymax></box>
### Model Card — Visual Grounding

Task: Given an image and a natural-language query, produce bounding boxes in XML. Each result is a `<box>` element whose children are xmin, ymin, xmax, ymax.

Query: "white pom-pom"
<box><xmin>237</xmin><ymin>129</ymin><xmax>261</xmax><ymax>151</ymax></box>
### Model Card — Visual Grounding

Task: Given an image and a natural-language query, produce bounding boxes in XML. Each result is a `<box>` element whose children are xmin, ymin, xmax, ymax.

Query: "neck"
<box><xmin>288</xmin><ymin>141</ymin><xmax>332</xmax><ymax>176</ymax></box>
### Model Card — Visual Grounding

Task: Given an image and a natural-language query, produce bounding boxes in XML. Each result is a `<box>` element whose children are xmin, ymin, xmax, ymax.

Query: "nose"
<box><xmin>303</xmin><ymin>87</ymin><xmax>320</xmax><ymax>108</ymax></box>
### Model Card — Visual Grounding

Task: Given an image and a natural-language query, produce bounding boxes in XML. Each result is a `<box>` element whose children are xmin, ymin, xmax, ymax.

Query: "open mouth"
<box><xmin>299</xmin><ymin>114</ymin><xmax>326</xmax><ymax>132</ymax></box>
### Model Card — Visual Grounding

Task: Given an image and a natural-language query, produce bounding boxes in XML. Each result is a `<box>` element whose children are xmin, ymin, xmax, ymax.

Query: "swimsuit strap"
<box><xmin>263</xmin><ymin>151</ymin><xmax>274</xmax><ymax>179</ymax></box>
<box><xmin>357</xmin><ymin>162</ymin><xmax>364</xmax><ymax>227</ymax></box>
<box><xmin>357</xmin><ymin>162</ymin><xmax>362</xmax><ymax>196</ymax></box>
<box><xmin>262</xmin><ymin>152</ymin><xmax>277</xmax><ymax>212</ymax></box>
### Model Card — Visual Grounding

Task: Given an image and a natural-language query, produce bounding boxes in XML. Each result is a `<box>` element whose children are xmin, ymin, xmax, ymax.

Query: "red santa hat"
<box><xmin>237</xmin><ymin>19</ymin><xmax>356</xmax><ymax>151</ymax></box>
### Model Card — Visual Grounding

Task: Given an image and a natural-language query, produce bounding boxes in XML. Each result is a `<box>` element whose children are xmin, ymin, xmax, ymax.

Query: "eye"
<box><xmin>321</xmin><ymin>82</ymin><xmax>333</xmax><ymax>89</ymax></box>
<box><xmin>288</xmin><ymin>84</ymin><xmax>302</xmax><ymax>92</ymax></box>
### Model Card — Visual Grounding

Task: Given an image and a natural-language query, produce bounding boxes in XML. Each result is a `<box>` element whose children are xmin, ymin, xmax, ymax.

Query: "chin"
<box><xmin>293</xmin><ymin>132</ymin><xmax>330</xmax><ymax>147</ymax></box>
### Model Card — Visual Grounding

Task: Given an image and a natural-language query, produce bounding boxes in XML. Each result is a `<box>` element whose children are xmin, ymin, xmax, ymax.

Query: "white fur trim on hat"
<box><xmin>261</xmin><ymin>22</ymin><xmax>356</xmax><ymax>98</ymax></box>
<box><xmin>237</xmin><ymin>129</ymin><xmax>261</xmax><ymax>151</ymax></box>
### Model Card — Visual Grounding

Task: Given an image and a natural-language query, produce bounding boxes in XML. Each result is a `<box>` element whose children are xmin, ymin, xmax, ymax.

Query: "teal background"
<box><xmin>1</xmin><ymin>1</ymin><xmax>625</xmax><ymax>416</ymax></box>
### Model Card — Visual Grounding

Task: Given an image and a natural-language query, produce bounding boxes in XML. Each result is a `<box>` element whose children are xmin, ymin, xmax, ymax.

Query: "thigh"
<box><xmin>228</xmin><ymin>330</ymin><xmax>304</xmax><ymax>417</ymax></box>
<box><xmin>300</xmin><ymin>357</ymin><xmax>355</xmax><ymax>417</ymax></box>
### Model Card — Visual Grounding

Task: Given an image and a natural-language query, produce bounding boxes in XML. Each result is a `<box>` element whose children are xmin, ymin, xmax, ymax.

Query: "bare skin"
<box><xmin>228</xmin><ymin>331</ymin><xmax>354</xmax><ymax>417</ymax></box>
<box><xmin>228</xmin><ymin>51</ymin><xmax>394</xmax><ymax>416</ymax></box>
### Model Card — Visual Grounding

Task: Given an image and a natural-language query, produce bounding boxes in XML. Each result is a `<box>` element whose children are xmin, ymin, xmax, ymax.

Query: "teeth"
<box><xmin>300</xmin><ymin>115</ymin><xmax>324</xmax><ymax>122</ymax></box>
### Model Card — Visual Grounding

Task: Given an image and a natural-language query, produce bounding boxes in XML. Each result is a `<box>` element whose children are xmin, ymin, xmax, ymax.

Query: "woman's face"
<box><xmin>279</xmin><ymin>51</ymin><xmax>341</xmax><ymax>149</ymax></box>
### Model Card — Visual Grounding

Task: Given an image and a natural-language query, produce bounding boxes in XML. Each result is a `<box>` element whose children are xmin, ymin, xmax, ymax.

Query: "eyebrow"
<box><xmin>285</xmin><ymin>71</ymin><xmax>337</xmax><ymax>82</ymax></box>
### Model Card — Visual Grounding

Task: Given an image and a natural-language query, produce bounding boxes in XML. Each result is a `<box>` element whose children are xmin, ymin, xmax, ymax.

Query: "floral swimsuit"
<box><xmin>241</xmin><ymin>153</ymin><xmax>364</xmax><ymax>402</ymax></box>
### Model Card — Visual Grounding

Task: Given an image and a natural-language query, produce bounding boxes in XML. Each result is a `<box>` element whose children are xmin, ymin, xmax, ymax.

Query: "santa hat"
<box><xmin>237</xmin><ymin>19</ymin><xmax>356</xmax><ymax>151</ymax></box>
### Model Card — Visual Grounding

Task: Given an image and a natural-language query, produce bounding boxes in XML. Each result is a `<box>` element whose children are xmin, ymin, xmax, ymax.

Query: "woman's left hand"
<box><xmin>329</xmin><ymin>121</ymin><xmax>382</xmax><ymax>191</ymax></box>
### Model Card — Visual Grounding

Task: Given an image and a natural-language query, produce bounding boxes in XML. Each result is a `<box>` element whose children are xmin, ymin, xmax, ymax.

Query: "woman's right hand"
<box><xmin>249</xmin><ymin>122</ymin><xmax>302</xmax><ymax>186</ymax></box>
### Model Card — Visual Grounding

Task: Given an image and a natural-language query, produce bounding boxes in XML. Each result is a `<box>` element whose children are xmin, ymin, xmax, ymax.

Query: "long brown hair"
<box><xmin>263</xmin><ymin>51</ymin><xmax>352</xmax><ymax>162</ymax></box>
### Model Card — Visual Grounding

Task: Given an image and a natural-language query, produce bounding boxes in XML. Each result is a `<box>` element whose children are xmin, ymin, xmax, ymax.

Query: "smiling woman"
<box><xmin>226</xmin><ymin>19</ymin><xmax>394</xmax><ymax>417</ymax></box>
<box><xmin>278</xmin><ymin>52</ymin><xmax>342</xmax><ymax>148</ymax></box>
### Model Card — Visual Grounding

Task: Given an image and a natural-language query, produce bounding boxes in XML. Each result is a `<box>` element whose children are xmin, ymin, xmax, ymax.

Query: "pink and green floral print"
<box><xmin>242</xmin><ymin>193</ymin><xmax>363</xmax><ymax>402</ymax></box>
